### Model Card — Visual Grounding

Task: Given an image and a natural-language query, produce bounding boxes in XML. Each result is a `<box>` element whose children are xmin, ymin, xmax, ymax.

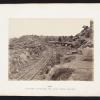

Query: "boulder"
<box><xmin>45</xmin><ymin>65</ymin><xmax>74</xmax><ymax>80</ymax></box>
<box><xmin>81</xmin><ymin>47</ymin><xmax>93</xmax><ymax>61</ymax></box>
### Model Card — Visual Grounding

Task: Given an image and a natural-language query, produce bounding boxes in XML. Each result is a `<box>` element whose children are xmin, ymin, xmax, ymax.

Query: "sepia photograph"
<box><xmin>1</xmin><ymin>3</ymin><xmax>100</xmax><ymax>96</ymax></box>
<box><xmin>8</xmin><ymin>19</ymin><xmax>94</xmax><ymax>81</ymax></box>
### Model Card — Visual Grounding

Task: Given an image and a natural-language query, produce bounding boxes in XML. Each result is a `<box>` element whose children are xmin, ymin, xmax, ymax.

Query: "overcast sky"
<box><xmin>9</xmin><ymin>18</ymin><xmax>90</xmax><ymax>38</ymax></box>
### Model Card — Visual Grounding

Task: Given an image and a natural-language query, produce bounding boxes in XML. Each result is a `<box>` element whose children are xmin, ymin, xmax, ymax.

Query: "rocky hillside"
<box><xmin>9</xmin><ymin>20</ymin><xmax>94</xmax><ymax>80</ymax></box>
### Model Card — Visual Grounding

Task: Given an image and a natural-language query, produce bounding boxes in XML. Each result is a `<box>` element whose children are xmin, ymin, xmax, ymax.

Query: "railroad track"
<box><xmin>17</xmin><ymin>48</ymin><xmax>53</xmax><ymax>80</ymax></box>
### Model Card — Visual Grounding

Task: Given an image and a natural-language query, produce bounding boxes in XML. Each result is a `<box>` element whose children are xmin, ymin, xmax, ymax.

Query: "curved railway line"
<box><xmin>16</xmin><ymin>47</ymin><xmax>54</xmax><ymax>80</ymax></box>
<box><xmin>12</xmin><ymin>45</ymin><xmax>93</xmax><ymax>81</ymax></box>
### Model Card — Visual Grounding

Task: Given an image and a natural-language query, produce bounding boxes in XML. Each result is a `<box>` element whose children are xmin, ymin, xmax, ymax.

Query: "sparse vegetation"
<box><xmin>9</xmin><ymin>20</ymin><xmax>94</xmax><ymax>81</ymax></box>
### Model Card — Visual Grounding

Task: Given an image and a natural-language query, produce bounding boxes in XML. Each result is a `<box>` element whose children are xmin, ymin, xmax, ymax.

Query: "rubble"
<box><xmin>9</xmin><ymin>20</ymin><xmax>94</xmax><ymax>80</ymax></box>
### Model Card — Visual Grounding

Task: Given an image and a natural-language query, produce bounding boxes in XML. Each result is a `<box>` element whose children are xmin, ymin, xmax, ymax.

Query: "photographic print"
<box><xmin>8</xmin><ymin>19</ymin><xmax>94</xmax><ymax>81</ymax></box>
